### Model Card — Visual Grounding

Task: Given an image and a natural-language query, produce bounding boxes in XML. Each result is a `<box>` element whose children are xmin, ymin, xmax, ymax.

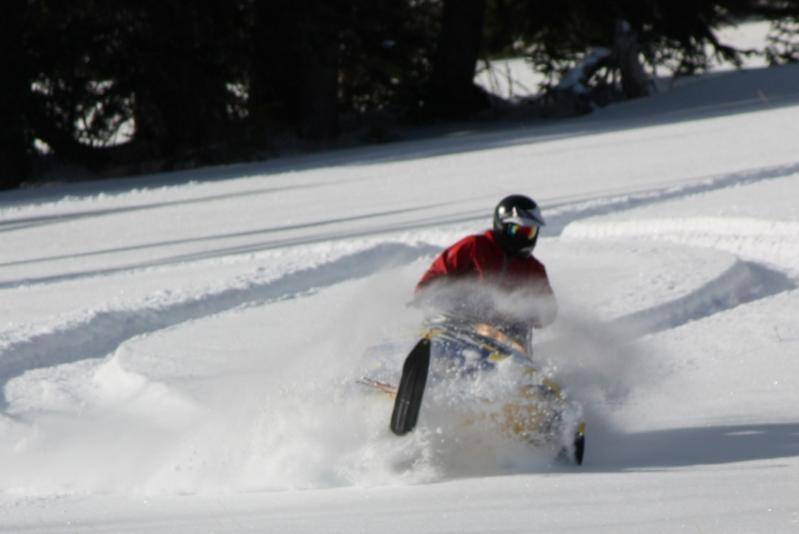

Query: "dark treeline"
<box><xmin>2</xmin><ymin>0</ymin><xmax>799</xmax><ymax>190</ymax></box>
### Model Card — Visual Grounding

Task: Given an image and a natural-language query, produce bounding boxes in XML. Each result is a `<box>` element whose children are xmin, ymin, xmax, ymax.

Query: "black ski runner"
<box><xmin>389</xmin><ymin>335</ymin><xmax>431</xmax><ymax>435</ymax></box>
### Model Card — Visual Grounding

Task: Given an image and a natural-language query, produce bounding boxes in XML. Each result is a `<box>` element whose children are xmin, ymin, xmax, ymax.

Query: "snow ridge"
<box><xmin>562</xmin><ymin>216</ymin><xmax>799</xmax><ymax>277</ymax></box>
<box><xmin>546</xmin><ymin>161</ymin><xmax>799</xmax><ymax>236</ymax></box>
<box><xmin>0</xmin><ymin>242</ymin><xmax>437</xmax><ymax>411</ymax></box>
<box><xmin>614</xmin><ymin>260</ymin><xmax>794</xmax><ymax>335</ymax></box>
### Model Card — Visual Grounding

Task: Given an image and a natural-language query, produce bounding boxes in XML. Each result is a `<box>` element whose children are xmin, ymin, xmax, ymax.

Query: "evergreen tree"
<box><xmin>3</xmin><ymin>0</ymin><xmax>799</xmax><ymax>189</ymax></box>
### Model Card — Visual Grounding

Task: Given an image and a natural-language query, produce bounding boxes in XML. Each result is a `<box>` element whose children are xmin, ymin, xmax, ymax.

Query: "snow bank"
<box><xmin>562</xmin><ymin>216</ymin><xmax>799</xmax><ymax>277</ymax></box>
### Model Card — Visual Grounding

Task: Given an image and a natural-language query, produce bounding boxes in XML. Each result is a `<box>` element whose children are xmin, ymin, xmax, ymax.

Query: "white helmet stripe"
<box><xmin>500</xmin><ymin>205</ymin><xmax>546</xmax><ymax>226</ymax></box>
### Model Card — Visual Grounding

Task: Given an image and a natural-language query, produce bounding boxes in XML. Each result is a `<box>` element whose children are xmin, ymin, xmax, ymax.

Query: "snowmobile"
<box><xmin>359</xmin><ymin>312</ymin><xmax>585</xmax><ymax>465</ymax></box>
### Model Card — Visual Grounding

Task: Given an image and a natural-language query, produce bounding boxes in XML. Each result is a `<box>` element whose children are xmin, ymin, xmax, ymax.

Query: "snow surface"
<box><xmin>3</xmin><ymin>59</ymin><xmax>799</xmax><ymax>533</ymax></box>
<box><xmin>475</xmin><ymin>21</ymin><xmax>773</xmax><ymax>100</ymax></box>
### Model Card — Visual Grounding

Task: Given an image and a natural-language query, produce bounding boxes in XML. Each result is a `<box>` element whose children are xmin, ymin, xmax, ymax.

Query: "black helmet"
<box><xmin>493</xmin><ymin>194</ymin><xmax>546</xmax><ymax>255</ymax></box>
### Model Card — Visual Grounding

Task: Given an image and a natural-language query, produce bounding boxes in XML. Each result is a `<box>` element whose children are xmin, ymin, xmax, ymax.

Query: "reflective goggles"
<box><xmin>506</xmin><ymin>223</ymin><xmax>540</xmax><ymax>240</ymax></box>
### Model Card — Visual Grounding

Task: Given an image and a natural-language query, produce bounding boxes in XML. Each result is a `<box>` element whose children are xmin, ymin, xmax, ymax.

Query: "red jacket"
<box><xmin>416</xmin><ymin>230</ymin><xmax>557</xmax><ymax>327</ymax></box>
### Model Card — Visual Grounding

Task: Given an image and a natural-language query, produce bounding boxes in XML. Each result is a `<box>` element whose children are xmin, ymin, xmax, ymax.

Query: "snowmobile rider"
<box><xmin>415</xmin><ymin>195</ymin><xmax>557</xmax><ymax>345</ymax></box>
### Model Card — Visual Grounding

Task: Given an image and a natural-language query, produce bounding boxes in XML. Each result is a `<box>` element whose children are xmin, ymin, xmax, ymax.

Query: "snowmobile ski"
<box><xmin>574</xmin><ymin>422</ymin><xmax>586</xmax><ymax>465</ymax></box>
<box><xmin>389</xmin><ymin>335</ymin><xmax>431</xmax><ymax>435</ymax></box>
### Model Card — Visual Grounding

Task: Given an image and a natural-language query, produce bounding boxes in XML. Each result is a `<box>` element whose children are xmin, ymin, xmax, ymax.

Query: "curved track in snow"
<box><xmin>3</xmin><ymin>164</ymin><xmax>798</xmax><ymax>419</ymax></box>
<box><xmin>614</xmin><ymin>260</ymin><xmax>794</xmax><ymax>335</ymax></box>
<box><xmin>562</xmin><ymin>215</ymin><xmax>799</xmax><ymax>331</ymax></box>
<box><xmin>545</xmin><ymin>161</ymin><xmax>799</xmax><ymax>236</ymax></box>
<box><xmin>0</xmin><ymin>242</ymin><xmax>438</xmax><ymax>411</ymax></box>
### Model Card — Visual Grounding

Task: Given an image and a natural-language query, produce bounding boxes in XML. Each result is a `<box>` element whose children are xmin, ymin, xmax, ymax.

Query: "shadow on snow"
<box><xmin>585</xmin><ymin>421</ymin><xmax>799</xmax><ymax>470</ymax></box>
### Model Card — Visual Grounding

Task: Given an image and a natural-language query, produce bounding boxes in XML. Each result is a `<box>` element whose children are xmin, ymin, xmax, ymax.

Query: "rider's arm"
<box><xmin>416</xmin><ymin>237</ymin><xmax>478</xmax><ymax>292</ymax></box>
<box><xmin>533</xmin><ymin>288</ymin><xmax>558</xmax><ymax>328</ymax></box>
<box><xmin>528</xmin><ymin>263</ymin><xmax>558</xmax><ymax>328</ymax></box>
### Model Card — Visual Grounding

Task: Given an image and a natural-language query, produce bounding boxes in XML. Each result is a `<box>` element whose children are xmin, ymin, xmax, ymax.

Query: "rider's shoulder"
<box><xmin>448</xmin><ymin>232</ymin><xmax>487</xmax><ymax>251</ymax></box>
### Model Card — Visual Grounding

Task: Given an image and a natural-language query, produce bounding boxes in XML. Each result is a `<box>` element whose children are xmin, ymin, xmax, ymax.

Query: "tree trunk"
<box><xmin>429</xmin><ymin>0</ymin><xmax>488</xmax><ymax>118</ymax></box>
<box><xmin>250</xmin><ymin>1</ymin><xmax>340</xmax><ymax>141</ymax></box>
<box><xmin>0</xmin><ymin>0</ymin><xmax>31</xmax><ymax>189</ymax></box>
<box><xmin>297</xmin><ymin>33</ymin><xmax>340</xmax><ymax>140</ymax></box>
<box><xmin>128</xmin><ymin>2</ymin><xmax>234</xmax><ymax>167</ymax></box>
<box><xmin>249</xmin><ymin>1</ymin><xmax>292</xmax><ymax>134</ymax></box>
<box><xmin>614</xmin><ymin>20</ymin><xmax>650</xmax><ymax>100</ymax></box>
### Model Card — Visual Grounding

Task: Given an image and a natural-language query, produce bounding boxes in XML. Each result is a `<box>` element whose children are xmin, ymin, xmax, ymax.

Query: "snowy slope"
<box><xmin>2</xmin><ymin>62</ymin><xmax>799</xmax><ymax>531</ymax></box>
